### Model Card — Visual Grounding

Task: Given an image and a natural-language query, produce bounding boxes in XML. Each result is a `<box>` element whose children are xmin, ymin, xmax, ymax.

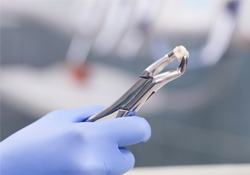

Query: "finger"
<box><xmin>96</xmin><ymin>116</ymin><xmax>151</xmax><ymax>146</ymax></box>
<box><xmin>119</xmin><ymin>147</ymin><xmax>135</xmax><ymax>170</ymax></box>
<box><xmin>105</xmin><ymin>147</ymin><xmax>135</xmax><ymax>175</ymax></box>
<box><xmin>50</xmin><ymin>106</ymin><xmax>104</xmax><ymax>122</ymax></box>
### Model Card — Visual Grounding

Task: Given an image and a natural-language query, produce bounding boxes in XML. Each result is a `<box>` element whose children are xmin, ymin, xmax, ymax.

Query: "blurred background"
<box><xmin>1</xmin><ymin>0</ymin><xmax>250</xmax><ymax>167</ymax></box>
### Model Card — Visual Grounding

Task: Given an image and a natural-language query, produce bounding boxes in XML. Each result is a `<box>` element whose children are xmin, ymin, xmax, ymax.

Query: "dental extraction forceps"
<box><xmin>87</xmin><ymin>46</ymin><xmax>189</xmax><ymax>122</ymax></box>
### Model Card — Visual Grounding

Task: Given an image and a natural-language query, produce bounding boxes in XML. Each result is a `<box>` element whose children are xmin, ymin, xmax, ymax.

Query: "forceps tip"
<box><xmin>173</xmin><ymin>45</ymin><xmax>189</xmax><ymax>61</ymax></box>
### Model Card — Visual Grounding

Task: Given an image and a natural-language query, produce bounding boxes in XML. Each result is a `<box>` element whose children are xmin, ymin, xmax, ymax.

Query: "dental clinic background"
<box><xmin>1</xmin><ymin>0</ymin><xmax>250</xmax><ymax>167</ymax></box>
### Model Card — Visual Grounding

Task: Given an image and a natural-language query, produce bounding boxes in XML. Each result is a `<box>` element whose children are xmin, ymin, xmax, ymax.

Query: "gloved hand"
<box><xmin>0</xmin><ymin>106</ymin><xmax>151</xmax><ymax>175</ymax></box>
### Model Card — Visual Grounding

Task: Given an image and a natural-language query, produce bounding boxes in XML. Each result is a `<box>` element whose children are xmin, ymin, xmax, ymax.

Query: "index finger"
<box><xmin>96</xmin><ymin>116</ymin><xmax>151</xmax><ymax>147</ymax></box>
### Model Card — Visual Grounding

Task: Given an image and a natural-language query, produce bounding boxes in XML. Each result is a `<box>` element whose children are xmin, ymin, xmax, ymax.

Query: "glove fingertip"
<box><xmin>131</xmin><ymin>116</ymin><xmax>152</xmax><ymax>142</ymax></box>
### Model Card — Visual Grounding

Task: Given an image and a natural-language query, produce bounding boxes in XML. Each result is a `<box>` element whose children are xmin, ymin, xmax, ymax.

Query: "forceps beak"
<box><xmin>143</xmin><ymin>45</ymin><xmax>189</xmax><ymax>85</ymax></box>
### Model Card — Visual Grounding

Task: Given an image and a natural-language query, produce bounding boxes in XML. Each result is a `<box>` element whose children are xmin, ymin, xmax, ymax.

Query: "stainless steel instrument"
<box><xmin>87</xmin><ymin>45</ymin><xmax>189</xmax><ymax>122</ymax></box>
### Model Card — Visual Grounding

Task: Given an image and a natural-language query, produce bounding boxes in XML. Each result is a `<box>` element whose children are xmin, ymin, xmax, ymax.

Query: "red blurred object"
<box><xmin>69</xmin><ymin>63</ymin><xmax>91</xmax><ymax>82</ymax></box>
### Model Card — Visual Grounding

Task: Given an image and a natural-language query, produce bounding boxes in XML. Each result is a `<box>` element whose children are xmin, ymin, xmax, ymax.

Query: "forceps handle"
<box><xmin>86</xmin><ymin>109</ymin><xmax>130</xmax><ymax>122</ymax></box>
<box><xmin>116</xmin><ymin>109</ymin><xmax>130</xmax><ymax>118</ymax></box>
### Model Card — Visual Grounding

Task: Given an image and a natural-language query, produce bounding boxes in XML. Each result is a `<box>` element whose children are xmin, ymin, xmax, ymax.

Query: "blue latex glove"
<box><xmin>0</xmin><ymin>106</ymin><xmax>151</xmax><ymax>175</ymax></box>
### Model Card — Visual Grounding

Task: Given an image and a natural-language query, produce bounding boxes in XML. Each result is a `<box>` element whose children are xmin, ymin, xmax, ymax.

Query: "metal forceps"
<box><xmin>87</xmin><ymin>46</ymin><xmax>189</xmax><ymax>122</ymax></box>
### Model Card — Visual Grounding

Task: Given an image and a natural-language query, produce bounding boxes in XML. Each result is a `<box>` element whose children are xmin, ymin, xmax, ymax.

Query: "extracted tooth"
<box><xmin>173</xmin><ymin>45</ymin><xmax>189</xmax><ymax>61</ymax></box>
